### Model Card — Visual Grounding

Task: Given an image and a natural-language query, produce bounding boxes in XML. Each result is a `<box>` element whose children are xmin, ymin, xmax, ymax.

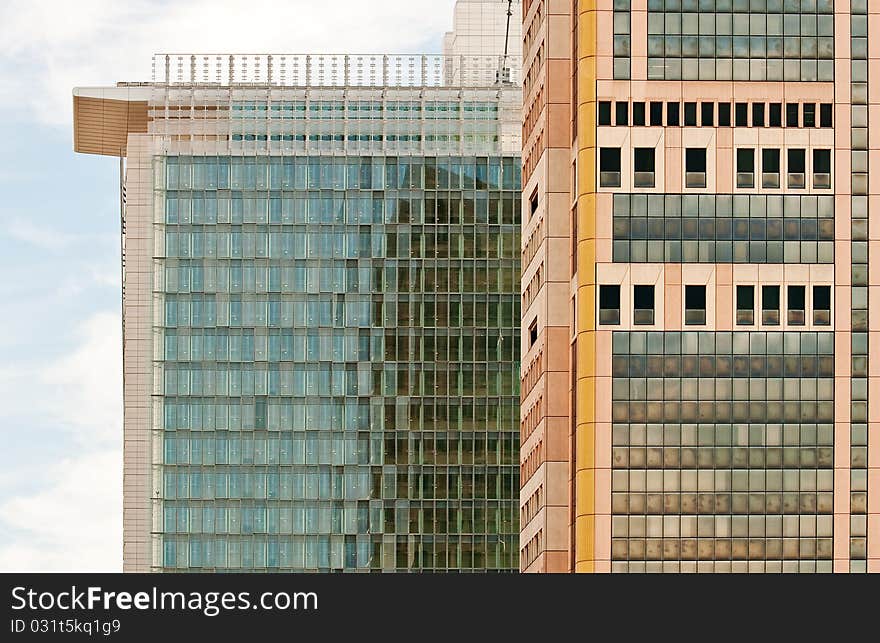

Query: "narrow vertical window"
<box><xmin>813</xmin><ymin>149</ymin><xmax>831</xmax><ymax>189</ymax></box>
<box><xmin>650</xmin><ymin>101</ymin><xmax>663</xmax><ymax>126</ymax></box>
<box><xmin>736</xmin><ymin>285</ymin><xmax>755</xmax><ymax>326</ymax></box>
<box><xmin>813</xmin><ymin>285</ymin><xmax>831</xmax><ymax>326</ymax></box>
<box><xmin>633</xmin><ymin>285</ymin><xmax>654</xmax><ymax>326</ymax></box>
<box><xmin>736</xmin><ymin>149</ymin><xmax>755</xmax><ymax>188</ymax></box>
<box><xmin>762</xmin><ymin>285</ymin><xmax>780</xmax><ymax>326</ymax></box>
<box><xmin>598</xmin><ymin>101</ymin><xmax>612</xmax><ymax>126</ymax></box>
<box><xmin>685</xmin><ymin>148</ymin><xmax>707</xmax><ymax>188</ymax></box>
<box><xmin>599</xmin><ymin>285</ymin><xmax>621</xmax><ymax>325</ymax></box>
<box><xmin>762</xmin><ymin>149</ymin><xmax>781</xmax><ymax>188</ymax></box>
<box><xmin>718</xmin><ymin>102</ymin><xmax>731</xmax><ymax>127</ymax></box>
<box><xmin>788</xmin><ymin>285</ymin><xmax>806</xmax><ymax>326</ymax></box>
<box><xmin>684</xmin><ymin>285</ymin><xmax>707</xmax><ymax>325</ymax></box>
<box><xmin>599</xmin><ymin>148</ymin><xmax>621</xmax><ymax>188</ymax></box>
<box><xmin>632</xmin><ymin>101</ymin><xmax>645</xmax><ymax>126</ymax></box>
<box><xmin>633</xmin><ymin>148</ymin><xmax>655</xmax><ymax>188</ymax></box>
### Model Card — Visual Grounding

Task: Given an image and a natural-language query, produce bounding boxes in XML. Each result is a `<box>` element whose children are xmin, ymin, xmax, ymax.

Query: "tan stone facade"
<box><xmin>521</xmin><ymin>0</ymin><xmax>879</xmax><ymax>573</ymax></box>
<box><xmin>519</xmin><ymin>0</ymin><xmax>575</xmax><ymax>572</ymax></box>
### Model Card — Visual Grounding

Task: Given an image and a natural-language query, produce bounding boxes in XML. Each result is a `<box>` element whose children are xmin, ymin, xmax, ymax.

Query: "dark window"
<box><xmin>788</xmin><ymin>285</ymin><xmax>806</xmax><ymax>326</ymax></box>
<box><xmin>813</xmin><ymin>285</ymin><xmax>831</xmax><ymax>326</ymax></box>
<box><xmin>813</xmin><ymin>149</ymin><xmax>831</xmax><ymax>173</ymax></box>
<box><xmin>599</xmin><ymin>147</ymin><xmax>621</xmax><ymax>187</ymax></box>
<box><xmin>813</xmin><ymin>149</ymin><xmax>831</xmax><ymax>188</ymax></box>
<box><xmin>529</xmin><ymin>189</ymin><xmax>539</xmax><ymax>216</ymax></box>
<box><xmin>598</xmin><ymin>101</ymin><xmax>612</xmax><ymax>126</ymax></box>
<box><xmin>685</xmin><ymin>148</ymin><xmax>707</xmax><ymax>188</ymax></box>
<box><xmin>718</xmin><ymin>102</ymin><xmax>731</xmax><ymax>127</ymax></box>
<box><xmin>786</xmin><ymin>102</ymin><xmax>799</xmax><ymax>127</ymax></box>
<box><xmin>752</xmin><ymin>102</ymin><xmax>765</xmax><ymax>127</ymax></box>
<box><xmin>650</xmin><ymin>101</ymin><xmax>663</xmax><ymax>126</ymax></box>
<box><xmin>616</xmin><ymin>101</ymin><xmax>629</xmax><ymax>126</ymax></box>
<box><xmin>633</xmin><ymin>285</ymin><xmax>654</xmax><ymax>325</ymax></box>
<box><xmin>762</xmin><ymin>148</ymin><xmax>781</xmax><ymax>188</ymax></box>
<box><xmin>667</xmin><ymin>102</ymin><xmax>680</xmax><ymax>126</ymax></box>
<box><xmin>735</xmin><ymin>102</ymin><xmax>748</xmax><ymax>126</ymax></box>
<box><xmin>633</xmin><ymin>148</ymin><xmax>655</xmax><ymax>187</ymax></box>
<box><xmin>633</xmin><ymin>101</ymin><xmax>646</xmax><ymax>126</ymax></box>
<box><xmin>762</xmin><ymin>285</ymin><xmax>780</xmax><ymax>325</ymax></box>
<box><xmin>736</xmin><ymin>285</ymin><xmax>755</xmax><ymax>325</ymax></box>
<box><xmin>803</xmin><ymin>103</ymin><xmax>816</xmax><ymax>128</ymax></box>
<box><xmin>769</xmin><ymin>102</ymin><xmax>782</xmax><ymax>127</ymax></box>
<box><xmin>788</xmin><ymin>149</ymin><xmax>806</xmax><ymax>188</ymax></box>
<box><xmin>685</xmin><ymin>285</ymin><xmax>707</xmax><ymax>325</ymax></box>
<box><xmin>820</xmin><ymin>103</ymin><xmax>833</xmax><ymax>128</ymax></box>
<box><xmin>701</xmin><ymin>102</ymin><xmax>714</xmax><ymax>127</ymax></box>
<box><xmin>684</xmin><ymin>102</ymin><xmax>697</xmax><ymax>126</ymax></box>
<box><xmin>736</xmin><ymin>148</ymin><xmax>755</xmax><ymax>188</ymax></box>
<box><xmin>599</xmin><ymin>285</ymin><xmax>621</xmax><ymax>325</ymax></box>
<box><xmin>762</xmin><ymin>149</ymin><xmax>780</xmax><ymax>172</ymax></box>
<box><xmin>528</xmin><ymin>319</ymin><xmax>538</xmax><ymax>347</ymax></box>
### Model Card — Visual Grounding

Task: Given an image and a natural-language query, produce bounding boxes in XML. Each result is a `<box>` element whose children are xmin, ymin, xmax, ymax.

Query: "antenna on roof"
<box><xmin>496</xmin><ymin>0</ymin><xmax>514</xmax><ymax>85</ymax></box>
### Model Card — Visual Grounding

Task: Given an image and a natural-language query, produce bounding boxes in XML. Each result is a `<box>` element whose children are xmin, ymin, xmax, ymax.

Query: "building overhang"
<box><xmin>72</xmin><ymin>87</ymin><xmax>152</xmax><ymax>157</ymax></box>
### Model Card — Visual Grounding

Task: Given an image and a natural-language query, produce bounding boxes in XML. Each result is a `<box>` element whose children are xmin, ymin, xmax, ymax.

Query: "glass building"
<box><xmin>72</xmin><ymin>48</ymin><xmax>522</xmax><ymax>571</ymax></box>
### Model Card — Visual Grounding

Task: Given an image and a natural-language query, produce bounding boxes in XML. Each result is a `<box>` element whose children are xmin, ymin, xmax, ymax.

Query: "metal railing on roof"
<box><xmin>152</xmin><ymin>54</ymin><xmax>519</xmax><ymax>88</ymax></box>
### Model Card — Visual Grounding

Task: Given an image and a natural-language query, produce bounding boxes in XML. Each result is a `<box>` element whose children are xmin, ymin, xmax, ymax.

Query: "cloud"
<box><xmin>0</xmin><ymin>0</ymin><xmax>456</xmax><ymax>127</ymax></box>
<box><xmin>41</xmin><ymin>311</ymin><xmax>123</xmax><ymax>445</ymax></box>
<box><xmin>6</xmin><ymin>218</ymin><xmax>88</xmax><ymax>251</ymax></box>
<box><xmin>0</xmin><ymin>312</ymin><xmax>122</xmax><ymax>440</ymax></box>
<box><xmin>0</xmin><ymin>311</ymin><xmax>123</xmax><ymax>572</ymax></box>
<box><xmin>0</xmin><ymin>449</ymin><xmax>122</xmax><ymax>572</ymax></box>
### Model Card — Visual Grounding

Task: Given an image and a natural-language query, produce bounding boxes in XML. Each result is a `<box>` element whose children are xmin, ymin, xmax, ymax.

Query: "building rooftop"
<box><xmin>150</xmin><ymin>53</ymin><xmax>519</xmax><ymax>88</ymax></box>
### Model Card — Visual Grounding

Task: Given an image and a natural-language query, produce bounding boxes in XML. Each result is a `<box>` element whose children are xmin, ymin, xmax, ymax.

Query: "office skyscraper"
<box><xmin>520</xmin><ymin>0</ymin><xmax>878</xmax><ymax>572</ymax></box>
<box><xmin>73</xmin><ymin>2</ymin><xmax>523</xmax><ymax>572</ymax></box>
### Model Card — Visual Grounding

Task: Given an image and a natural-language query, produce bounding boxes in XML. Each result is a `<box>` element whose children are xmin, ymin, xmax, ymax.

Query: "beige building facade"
<box><xmin>520</xmin><ymin>0</ymin><xmax>879</xmax><ymax>572</ymax></box>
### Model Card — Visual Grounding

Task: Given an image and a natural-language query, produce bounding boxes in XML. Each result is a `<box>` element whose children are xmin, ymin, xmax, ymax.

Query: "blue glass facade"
<box><xmin>158</xmin><ymin>154</ymin><xmax>521</xmax><ymax>571</ymax></box>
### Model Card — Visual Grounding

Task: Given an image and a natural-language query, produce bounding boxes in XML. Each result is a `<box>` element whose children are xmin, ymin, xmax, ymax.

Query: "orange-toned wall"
<box><xmin>519</xmin><ymin>0</ymin><xmax>574</xmax><ymax>573</ymax></box>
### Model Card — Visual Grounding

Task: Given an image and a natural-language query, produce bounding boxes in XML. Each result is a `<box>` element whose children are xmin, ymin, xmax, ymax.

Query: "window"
<box><xmin>633</xmin><ymin>285</ymin><xmax>654</xmax><ymax>325</ymax></box>
<box><xmin>752</xmin><ymin>103</ymin><xmax>765</xmax><ymax>127</ymax></box>
<box><xmin>788</xmin><ymin>285</ymin><xmax>806</xmax><ymax>326</ymax></box>
<box><xmin>803</xmin><ymin>103</ymin><xmax>816</xmax><ymax>128</ymax></box>
<box><xmin>633</xmin><ymin>148</ymin><xmax>655</xmax><ymax>188</ymax></box>
<box><xmin>788</xmin><ymin>149</ymin><xmax>806</xmax><ymax>188</ymax></box>
<box><xmin>633</xmin><ymin>102</ymin><xmax>645</xmax><ymax>126</ymax></box>
<box><xmin>529</xmin><ymin>188</ymin><xmax>539</xmax><ymax>216</ymax></box>
<box><xmin>736</xmin><ymin>148</ymin><xmax>755</xmax><ymax>188</ymax></box>
<box><xmin>762</xmin><ymin>285</ymin><xmax>780</xmax><ymax>325</ymax></box>
<box><xmin>762</xmin><ymin>149</ymin><xmax>781</xmax><ymax>189</ymax></box>
<box><xmin>685</xmin><ymin>148</ymin><xmax>706</xmax><ymax>188</ymax></box>
<box><xmin>701</xmin><ymin>102</ymin><xmax>714</xmax><ymax>127</ymax></box>
<box><xmin>813</xmin><ymin>149</ymin><xmax>831</xmax><ymax>189</ymax></box>
<box><xmin>735</xmin><ymin>102</ymin><xmax>748</xmax><ymax>127</ymax></box>
<box><xmin>599</xmin><ymin>148</ymin><xmax>621</xmax><ymax>187</ymax></box>
<box><xmin>650</xmin><ymin>101</ymin><xmax>663</xmax><ymax>126</ymax></box>
<box><xmin>528</xmin><ymin>318</ymin><xmax>538</xmax><ymax>347</ymax></box>
<box><xmin>599</xmin><ymin>285</ymin><xmax>621</xmax><ymax>325</ymax></box>
<box><xmin>820</xmin><ymin>103</ymin><xmax>833</xmax><ymax>128</ymax></box>
<box><xmin>598</xmin><ymin>101</ymin><xmax>612</xmax><ymax>126</ymax></box>
<box><xmin>616</xmin><ymin>101</ymin><xmax>628</xmax><ymax>126</ymax></box>
<box><xmin>813</xmin><ymin>285</ymin><xmax>831</xmax><ymax>326</ymax></box>
<box><xmin>769</xmin><ymin>103</ymin><xmax>782</xmax><ymax>127</ymax></box>
<box><xmin>786</xmin><ymin>103</ymin><xmax>799</xmax><ymax>127</ymax></box>
<box><xmin>667</xmin><ymin>102</ymin><xmax>680</xmax><ymax>126</ymax></box>
<box><xmin>684</xmin><ymin>285</ymin><xmax>706</xmax><ymax>325</ymax></box>
<box><xmin>736</xmin><ymin>285</ymin><xmax>755</xmax><ymax>325</ymax></box>
<box><xmin>684</xmin><ymin>102</ymin><xmax>697</xmax><ymax>126</ymax></box>
<box><xmin>718</xmin><ymin>102</ymin><xmax>731</xmax><ymax>127</ymax></box>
